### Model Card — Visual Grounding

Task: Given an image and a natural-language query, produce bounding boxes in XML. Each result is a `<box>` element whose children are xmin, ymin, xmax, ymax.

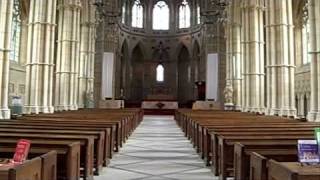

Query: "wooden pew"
<box><xmin>234</xmin><ymin>142</ymin><xmax>298</xmax><ymax>180</ymax></box>
<box><xmin>250</xmin><ymin>151</ymin><xmax>297</xmax><ymax>180</ymax></box>
<box><xmin>0</xmin><ymin>121</ymin><xmax>115</xmax><ymax>161</ymax></box>
<box><xmin>174</xmin><ymin>109</ymin><xmax>320</xmax><ymax>180</ymax></box>
<box><xmin>203</xmin><ymin>126</ymin><xmax>316</xmax><ymax>166</ymax></box>
<box><xmin>0</xmin><ymin>133</ymin><xmax>94</xmax><ymax>180</ymax></box>
<box><xmin>0</xmin><ymin>157</ymin><xmax>42</xmax><ymax>180</ymax></box>
<box><xmin>203</xmin><ymin>124</ymin><xmax>317</xmax><ymax>165</ymax></box>
<box><xmin>0</xmin><ymin>127</ymin><xmax>105</xmax><ymax>175</ymax></box>
<box><xmin>0</xmin><ymin>139</ymin><xmax>80</xmax><ymax>180</ymax></box>
<box><xmin>0</xmin><ymin>151</ymin><xmax>57</xmax><ymax>180</ymax></box>
<box><xmin>217</xmin><ymin>135</ymin><xmax>315</xmax><ymax>180</ymax></box>
<box><xmin>268</xmin><ymin>160</ymin><xmax>320</xmax><ymax>180</ymax></box>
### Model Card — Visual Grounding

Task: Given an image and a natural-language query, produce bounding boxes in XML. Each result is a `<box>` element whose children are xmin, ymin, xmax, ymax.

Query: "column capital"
<box><xmin>57</xmin><ymin>3</ymin><xmax>82</xmax><ymax>11</ymax></box>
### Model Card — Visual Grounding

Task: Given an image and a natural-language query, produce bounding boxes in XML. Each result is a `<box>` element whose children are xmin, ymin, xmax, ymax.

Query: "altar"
<box><xmin>142</xmin><ymin>101</ymin><xmax>178</xmax><ymax>110</ymax></box>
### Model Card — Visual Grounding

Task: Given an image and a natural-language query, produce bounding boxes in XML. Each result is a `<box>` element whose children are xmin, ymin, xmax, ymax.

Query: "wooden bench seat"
<box><xmin>250</xmin><ymin>151</ymin><xmax>297</xmax><ymax>180</ymax></box>
<box><xmin>0</xmin><ymin>127</ymin><xmax>105</xmax><ymax>175</ymax></box>
<box><xmin>234</xmin><ymin>142</ymin><xmax>298</xmax><ymax>180</ymax></box>
<box><xmin>0</xmin><ymin>122</ymin><xmax>114</xmax><ymax>163</ymax></box>
<box><xmin>0</xmin><ymin>139</ymin><xmax>80</xmax><ymax>180</ymax></box>
<box><xmin>217</xmin><ymin>135</ymin><xmax>315</xmax><ymax>180</ymax></box>
<box><xmin>0</xmin><ymin>151</ymin><xmax>57</xmax><ymax>180</ymax></box>
<box><xmin>201</xmin><ymin>126</ymin><xmax>317</xmax><ymax>165</ymax></box>
<box><xmin>0</xmin><ymin>133</ymin><xmax>94</xmax><ymax>180</ymax></box>
<box><xmin>174</xmin><ymin>109</ymin><xmax>320</xmax><ymax>180</ymax></box>
<box><xmin>268</xmin><ymin>160</ymin><xmax>320</xmax><ymax>180</ymax></box>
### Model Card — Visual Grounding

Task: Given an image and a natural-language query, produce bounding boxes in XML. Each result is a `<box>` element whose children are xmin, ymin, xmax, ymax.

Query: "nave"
<box><xmin>97</xmin><ymin>116</ymin><xmax>217</xmax><ymax>180</ymax></box>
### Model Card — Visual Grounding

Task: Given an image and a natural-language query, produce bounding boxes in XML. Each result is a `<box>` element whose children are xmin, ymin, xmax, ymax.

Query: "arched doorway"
<box><xmin>130</xmin><ymin>44</ymin><xmax>144</xmax><ymax>101</ymax></box>
<box><xmin>178</xmin><ymin>45</ymin><xmax>193</xmax><ymax>106</ymax></box>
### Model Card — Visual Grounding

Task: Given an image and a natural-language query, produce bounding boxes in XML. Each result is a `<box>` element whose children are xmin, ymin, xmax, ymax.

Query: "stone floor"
<box><xmin>95</xmin><ymin>115</ymin><xmax>218</xmax><ymax>180</ymax></box>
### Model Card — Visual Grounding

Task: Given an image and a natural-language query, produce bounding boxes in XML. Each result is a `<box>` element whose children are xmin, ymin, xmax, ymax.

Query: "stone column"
<box><xmin>241</xmin><ymin>0</ymin><xmax>265</xmax><ymax>113</ymax></box>
<box><xmin>0</xmin><ymin>0</ymin><xmax>13</xmax><ymax>119</ymax></box>
<box><xmin>24</xmin><ymin>0</ymin><xmax>57</xmax><ymax>114</ymax></box>
<box><xmin>55</xmin><ymin>0</ymin><xmax>81</xmax><ymax>111</ymax></box>
<box><xmin>229</xmin><ymin>0</ymin><xmax>242</xmax><ymax>110</ymax></box>
<box><xmin>78</xmin><ymin>1</ymin><xmax>96</xmax><ymax>108</ymax></box>
<box><xmin>265</xmin><ymin>0</ymin><xmax>296</xmax><ymax>117</ymax></box>
<box><xmin>308</xmin><ymin>0</ymin><xmax>320</xmax><ymax>122</ymax></box>
<box><xmin>298</xmin><ymin>93</ymin><xmax>304</xmax><ymax>118</ymax></box>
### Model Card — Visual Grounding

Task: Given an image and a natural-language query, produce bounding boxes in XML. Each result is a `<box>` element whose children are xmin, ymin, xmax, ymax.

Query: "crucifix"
<box><xmin>152</xmin><ymin>41</ymin><xmax>170</xmax><ymax>62</ymax></box>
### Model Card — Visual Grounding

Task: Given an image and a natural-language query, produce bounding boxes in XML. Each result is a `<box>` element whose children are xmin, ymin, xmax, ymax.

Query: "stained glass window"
<box><xmin>179</xmin><ymin>0</ymin><xmax>190</xmax><ymax>28</ymax></box>
<box><xmin>10</xmin><ymin>0</ymin><xmax>21</xmax><ymax>62</ymax></box>
<box><xmin>132</xmin><ymin>0</ymin><xmax>143</xmax><ymax>28</ymax></box>
<box><xmin>153</xmin><ymin>1</ymin><xmax>170</xmax><ymax>30</ymax></box>
<box><xmin>197</xmin><ymin>5</ymin><xmax>201</xmax><ymax>24</ymax></box>
<box><xmin>122</xmin><ymin>2</ymin><xmax>126</xmax><ymax>24</ymax></box>
<box><xmin>156</xmin><ymin>64</ymin><xmax>164</xmax><ymax>82</ymax></box>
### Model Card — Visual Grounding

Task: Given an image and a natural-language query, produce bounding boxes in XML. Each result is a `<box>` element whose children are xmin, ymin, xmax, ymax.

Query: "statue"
<box><xmin>85</xmin><ymin>90</ymin><xmax>94</xmax><ymax>108</ymax></box>
<box><xmin>223</xmin><ymin>82</ymin><xmax>234</xmax><ymax>110</ymax></box>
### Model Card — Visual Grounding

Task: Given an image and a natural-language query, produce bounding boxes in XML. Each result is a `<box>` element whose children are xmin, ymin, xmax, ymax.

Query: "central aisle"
<box><xmin>97</xmin><ymin>115</ymin><xmax>217</xmax><ymax>180</ymax></box>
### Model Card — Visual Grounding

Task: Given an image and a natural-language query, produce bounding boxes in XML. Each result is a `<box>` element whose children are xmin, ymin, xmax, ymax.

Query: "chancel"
<box><xmin>0</xmin><ymin>0</ymin><xmax>319</xmax><ymax>180</ymax></box>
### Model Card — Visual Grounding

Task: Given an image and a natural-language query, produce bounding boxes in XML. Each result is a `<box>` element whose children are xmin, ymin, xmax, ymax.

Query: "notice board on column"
<box><xmin>101</xmin><ymin>52</ymin><xmax>114</xmax><ymax>99</ymax></box>
<box><xmin>206</xmin><ymin>53</ymin><xmax>219</xmax><ymax>101</ymax></box>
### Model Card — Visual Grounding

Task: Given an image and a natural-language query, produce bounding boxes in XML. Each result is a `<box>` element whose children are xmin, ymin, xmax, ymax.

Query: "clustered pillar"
<box><xmin>265</xmin><ymin>0</ymin><xmax>296</xmax><ymax>117</ymax></box>
<box><xmin>78</xmin><ymin>1</ymin><xmax>96</xmax><ymax>108</ymax></box>
<box><xmin>226</xmin><ymin>0</ymin><xmax>242</xmax><ymax>110</ymax></box>
<box><xmin>0</xmin><ymin>0</ymin><xmax>13</xmax><ymax>119</ymax></box>
<box><xmin>241</xmin><ymin>0</ymin><xmax>265</xmax><ymax>113</ymax></box>
<box><xmin>24</xmin><ymin>0</ymin><xmax>57</xmax><ymax>114</ymax></box>
<box><xmin>308</xmin><ymin>0</ymin><xmax>320</xmax><ymax>122</ymax></box>
<box><xmin>55</xmin><ymin>0</ymin><xmax>81</xmax><ymax>111</ymax></box>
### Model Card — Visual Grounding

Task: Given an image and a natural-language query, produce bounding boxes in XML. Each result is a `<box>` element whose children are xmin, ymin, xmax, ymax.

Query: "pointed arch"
<box><xmin>178</xmin><ymin>45</ymin><xmax>193</xmax><ymax>104</ymax></box>
<box><xmin>115</xmin><ymin>39</ymin><xmax>129</xmax><ymax>98</ymax></box>
<box><xmin>130</xmin><ymin>43</ymin><xmax>145</xmax><ymax>101</ymax></box>
<box><xmin>176</xmin><ymin>42</ymin><xmax>191</xmax><ymax>59</ymax></box>
<box><xmin>193</xmin><ymin>40</ymin><xmax>201</xmax><ymax>81</ymax></box>
<box><xmin>131</xmin><ymin>42</ymin><xmax>146</xmax><ymax>59</ymax></box>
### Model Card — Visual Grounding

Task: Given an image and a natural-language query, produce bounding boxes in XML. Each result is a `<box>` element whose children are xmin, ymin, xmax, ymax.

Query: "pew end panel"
<box><xmin>9</xmin><ymin>157</ymin><xmax>42</xmax><ymax>180</ymax></box>
<box><xmin>40</xmin><ymin>150</ymin><xmax>57</xmax><ymax>180</ymax></box>
<box><xmin>268</xmin><ymin>160</ymin><xmax>320</xmax><ymax>180</ymax></box>
<box><xmin>250</xmin><ymin>152</ymin><xmax>268</xmax><ymax>180</ymax></box>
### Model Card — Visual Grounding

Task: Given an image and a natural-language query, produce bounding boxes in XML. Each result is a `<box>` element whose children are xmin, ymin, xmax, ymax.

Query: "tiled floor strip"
<box><xmin>96</xmin><ymin>115</ymin><xmax>218</xmax><ymax>180</ymax></box>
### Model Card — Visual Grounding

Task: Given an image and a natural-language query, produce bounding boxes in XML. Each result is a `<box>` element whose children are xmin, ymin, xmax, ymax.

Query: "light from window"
<box><xmin>153</xmin><ymin>1</ymin><xmax>169</xmax><ymax>30</ymax></box>
<box><xmin>10</xmin><ymin>0</ymin><xmax>21</xmax><ymax>62</ymax></box>
<box><xmin>179</xmin><ymin>0</ymin><xmax>190</xmax><ymax>29</ymax></box>
<box><xmin>132</xmin><ymin>0</ymin><xmax>143</xmax><ymax>28</ymax></box>
<box><xmin>122</xmin><ymin>2</ymin><xmax>126</xmax><ymax>24</ymax></box>
<box><xmin>156</xmin><ymin>64</ymin><xmax>164</xmax><ymax>82</ymax></box>
<box><xmin>197</xmin><ymin>5</ymin><xmax>201</xmax><ymax>24</ymax></box>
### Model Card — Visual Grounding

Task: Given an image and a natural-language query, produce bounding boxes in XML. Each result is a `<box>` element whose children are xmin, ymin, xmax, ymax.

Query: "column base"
<box><xmin>241</xmin><ymin>106</ymin><xmax>250</xmax><ymax>112</ymax></box>
<box><xmin>70</xmin><ymin>105</ymin><xmax>78</xmax><ymax>111</ymax></box>
<box><xmin>308</xmin><ymin>111</ymin><xmax>320</xmax><ymax>122</ymax></box>
<box><xmin>55</xmin><ymin>105</ymin><xmax>72</xmax><ymax>111</ymax></box>
<box><xmin>265</xmin><ymin>108</ymin><xmax>280</xmax><ymax>116</ymax></box>
<box><xmin>24</xmin><ymin>106</ymin><xmax>40</xmax><ymax>114</ymax></box>
<box><xmin>249</xmin><ymin>107</ymin><xmax>266</xmax><ymax>115</ymax></box>
<box><xmin>0</xmin><ymin>108</ymin><xmax>11</xmax><ymax>119</ymax></box>
<box><xmin>224</xmin><ymin>103</ymin><xmax>234</xmax><ymax>111</ymax></box>
<box><xmin>234</xmin><ymin>104</ymin><xmax>242</xmax><ymax>111</ymax></box>
<box><xmin>279</xmin><ymin>108</ymin><xmax>296</xmax><ymax>118</ymax></box>
<box><xmin>78</xmin><ymin>104</ymin><xmax>85</xmax><ymax>109</ymax></box>
<box><xmin>38</xmin><ymin>106</ymin><xmax>55</xmax><ymax>114</ymax></box>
